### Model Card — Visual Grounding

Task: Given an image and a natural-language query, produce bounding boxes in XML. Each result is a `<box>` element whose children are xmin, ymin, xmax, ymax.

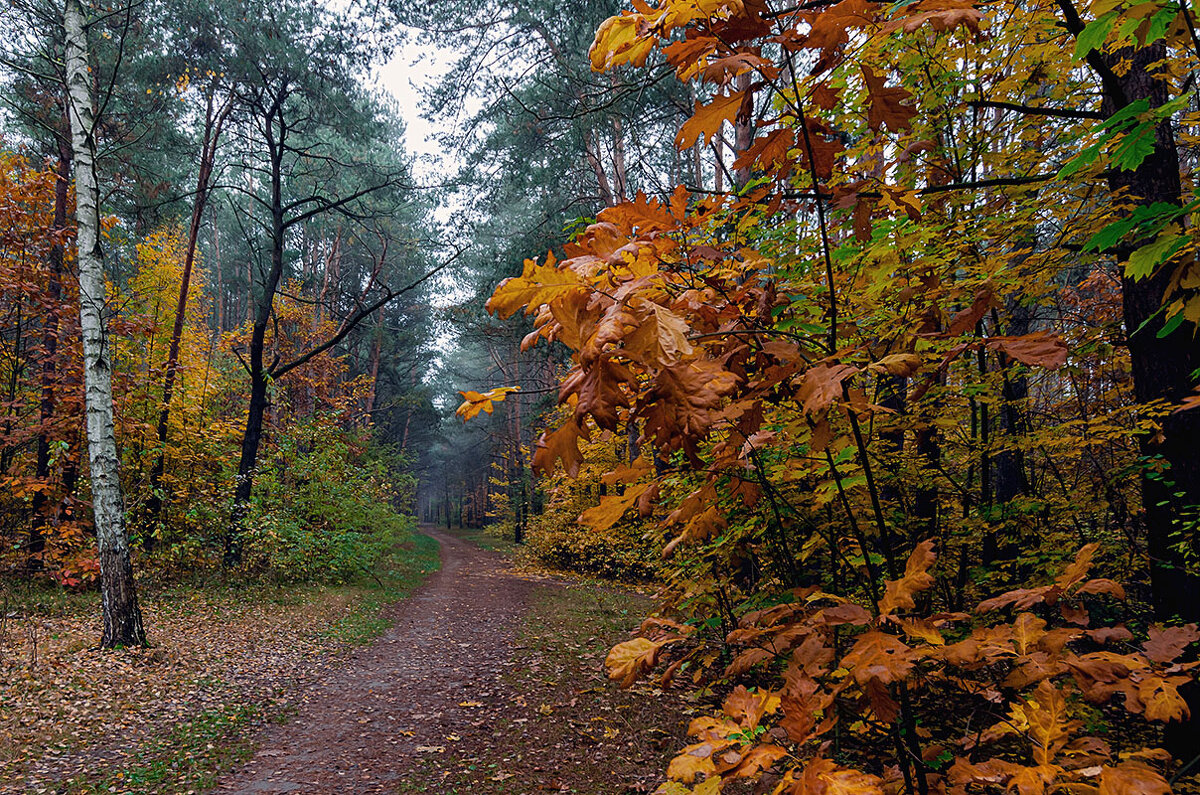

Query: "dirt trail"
<box><xmin>213</xmin><ymin>528</ymin><xmax>536</xmax><ymax>794</ymax></box>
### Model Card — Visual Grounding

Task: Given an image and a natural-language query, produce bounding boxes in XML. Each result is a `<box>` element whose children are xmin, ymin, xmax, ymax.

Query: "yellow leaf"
<box><xmin>878</xmin><ymin>540</ymin><xmax>936</xmax><ymax>617</ymax></box>
<box><xmin>668</xmin><ymin>742</ymin><xmax>718</xmax><ymax>783</ymax></box>
<box><xmin>624</xmin><ymin>303</ymin><xmax>695</xmax><ymax>366</ymax></box>
<box><xmin>455</xmin><ymin>386</ymin><xmax>520</xmax><ymax>421</ymax></box>
<box><xmin>605</xmin><ymin>637</ymin><xmax>678</xmax><ymax>688</ymax></box>
<box><xmin>1012</xmin><ymin>612</ymin><xmax>1048</xmax><ymax>656</ymax></box>
<box><xmin>589</xmin><ymin>13</ymin><xmax>656</xmax><ymax>72</ymax></box>
<box><xmin>1139</xmin><ymin>676</ymin><xmax>1190</xmax><ymax>722</ymax></box>
<box><xmin>1012</xmin><ymin>681</ymin><xmax>1072</xmax><ymax>767</ymax></box>
<box><xmin>897</xmin><ymin>618</ymin><xmax>944</xmax><ymax>646</ymax></box>
<box><xmin>867</xmin><ymin>353</ymin><xmax>922</xmax><ymax>378</ymax></box>
<box><xmin>1055</xmin><ymin>543</ymin><xmax>1099</xmax><ymax>590</ymax></box>
<box><xmin>485</xmin><ymin>252</ymin><xmax>585</xmax><ymax>319</ymax></box>
<box><xmin>578</xmin><ymin>484</ymin><xmax>651</xmax><ymax>532</ymax></box>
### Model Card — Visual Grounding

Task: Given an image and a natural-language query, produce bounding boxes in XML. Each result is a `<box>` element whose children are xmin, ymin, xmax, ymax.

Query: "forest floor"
<box><xmin>0</xmin><ymin>530</ymin><xmax>441</xmax><ymax>794</ymax></box>
<box><xmin>1</xmin><ymin>527</ymin><xmax>693</xmax><ymax>794</ymax></box>
<box><xmin>212</xmin><ymin>527</ymin><xmax>691</xmax><ymax>794</ymax></box>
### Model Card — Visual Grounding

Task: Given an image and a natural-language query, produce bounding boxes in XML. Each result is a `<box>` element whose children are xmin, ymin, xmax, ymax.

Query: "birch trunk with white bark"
<box><xmin>64</xmin><ymin>0</ymin><xmax>146</xmax><ymax>648</ymax></box>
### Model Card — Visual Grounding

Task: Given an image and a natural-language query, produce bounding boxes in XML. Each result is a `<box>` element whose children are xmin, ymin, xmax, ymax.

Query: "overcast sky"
<box><xmin>371</xmin><ymin>32</ymin><xmax>475</xmax><ymax>184</ymax></box>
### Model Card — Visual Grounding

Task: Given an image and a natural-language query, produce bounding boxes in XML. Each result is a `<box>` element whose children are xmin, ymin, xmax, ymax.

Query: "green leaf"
<box><xmin>1142</xmin><ymin>5</ymin><xmax>1176</xmax><ymax>44</ymax></box>
<box><xmin>1112</xmin><ymin>121</ymin><xmax>1158</xmax><ymax>171</ymax></box>
<box><xmin>1085</xmin><ymin>218</ymin><xmax>1137</xmax><ymax>252</ymax></box>
<box><xmin>1086</xmin><ymin>202</ymin><xmax>1195</xmax><ymax>251</ymax></box>
<box><xmin>1058</xmin><ymin>142</ymin><xmax>1104</xmax><ymax>179</ymax></box>
<box><xmin>1075</xmin><ymin>11</ymin><xmax>1118</xmax><ymax>58</ymax></box>
<box><xmin>1154</xmin><ymin>91</ymin><xmax>1193</xmax><ymax>121</ymax></box>
<box><xmin>1157</xmin><ymin>310</ymin><xmax>1186</xmax><ymax>339</ymax></box>
<box><xmin>886</xmin><ymin>0</ymin><xmax>924</xmax><ymax>15</ymax></box>
<box><xmin>1126</xmin><ymin>232</ymin><xmax>1187</xmax><ymax>280</ymax></box>
<box><xmin>1101</xmin><ymin>98</ymin><xmax>1151</xmax><ymax>131</ymax></box>
<box><xmin>1133</xmin><ymin>305</ymin><xmax>1167</xmax><ymax>337</ymax></box>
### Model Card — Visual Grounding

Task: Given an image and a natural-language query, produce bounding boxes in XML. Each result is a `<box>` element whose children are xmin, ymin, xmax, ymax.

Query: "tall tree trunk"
<box><xmin>228</xmin><ymin>107</ymin><xmax>287</xmax><ymax>566</ymax></box>
<box><xmin>64</xmin><ymin>0</ymin><xmax>146</xmax><ymax>648</ymax></box>
<box><xmin>364</xmin><ymin>322</ymin><xmax>382</xmax><ymax>421</ymax></box>
<box><xmin>1087</xmin><ymin>37</ymin><xmax>1200</xmax><ymax>755</ymax></box>
<box><xmin>1101</xmin><ymin>45</ymin><xmax>1200</xmax><ymax>623</ymax></box>
<box><xmin>733</xmin><ymin>72</ymin><xmax>754</xmax><ymax>189</ymax></box>
<box><xmin>214</xmin><ymin>221</ymin><xmax>225</xmax><ymax>334</ymax></box>
<box><xmin>611</xmin><ymin>116</ymin><xmax>628</xmax><ymax>203</ymax></box>
<box><xmin>144</xmin><ymin>89</ymin><xmax>230</xmax><ymax>538</ymax></box>
<box><xmin>312</xmin><ymin>229</ymin><xmax>341</xmax><ymax>331</ymax></box>
<box><xmin>585</xmin><ymin>131</ymin><xmax>615</xmax><ymax>208</ymax></box>
<box><xmin>2</xmin><ymin>307</ymin><xmax>25</xmax><ymax>475</ymax></box>
<box><xmin>714</xmin><ymin>135</ymin><xmax>724</xmax><ymax>193</ymax></box>
<box><xmin>400</xmin><ymin>412</ymin><xmax>412</xmax><ymax>452</ymax></box>
<box><xmin>512</xmin><ymin>352</ymin><xmax>527</xmax><ymax>544</ymax></box>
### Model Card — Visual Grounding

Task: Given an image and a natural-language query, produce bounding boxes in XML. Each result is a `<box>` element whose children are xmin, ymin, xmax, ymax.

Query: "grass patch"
<box><xmin>0</xmin><ymin>578</ymin><xmax>98</xmax><ymax>618</ymax></box>
<box><xmin>322</xmin><ymin>530</ymin><xmax>441</xmax><ymax>646</ymax></box>
<box><xmin>57</xmin><ymin>704</ymin><xmax>263</xmax><ymax>794</ymax></box>
<box><xmin>520</xmin><ymin>583</ymin><xmax>644</xmax><ymax>655</ymax></box>
<box><xmin>442</xmin><ymin>525</ymin><xmax>519</xmax><ymax>555</ymax></box>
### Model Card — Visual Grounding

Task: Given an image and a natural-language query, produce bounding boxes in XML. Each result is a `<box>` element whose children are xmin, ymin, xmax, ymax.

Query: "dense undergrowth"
<box><xmin>0</xmin><ymin>156</ymin><xmax>426</xmax><ymax>594</ymax></box>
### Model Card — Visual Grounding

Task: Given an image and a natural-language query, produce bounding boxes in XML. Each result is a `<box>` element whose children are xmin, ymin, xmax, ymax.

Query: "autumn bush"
<box><xmin>522</xmin><ymin>416</ymin><xmax>660</xmax><ymax>581</ymax></box>
<box><xmin>242</xmin><ymin>414</ymin><xmax>416</xmax><ymax>584</ymax></box>
<box><xmin>0</xmin><ymin>152</ymin><xmax>418</xmax><ymax>589</ymax></box>
<box><xmin>527</xmin><ymin>512</ymin><xmax>658</xmax><ymax>581</ymax></box>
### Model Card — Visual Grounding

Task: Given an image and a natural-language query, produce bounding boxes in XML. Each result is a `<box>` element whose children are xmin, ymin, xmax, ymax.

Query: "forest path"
<box><xmin>212</xmin><ymin>527</ymin><xmax>536</xmax><ymax>794</ymax></box>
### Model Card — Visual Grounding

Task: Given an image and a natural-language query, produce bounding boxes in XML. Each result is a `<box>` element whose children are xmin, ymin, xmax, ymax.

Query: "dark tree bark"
<box><xmin>1074</xmin><ymin>37</ymin><xmax>1200</xmax><ymax>756</ymax></box>
<box><xmin>226</xmin><ymin>98</ymin><xmax>287</xmax><ymax>566</ymax></box>
<box><xmin>1098</xmin><ymin>46</ymin><xmax>1200</xmax><ymax>627</ymax></box>
<box><xmin>143</xmin><ymin>87</ymin><xmax>231</xmax><ymax>542</ymax></box>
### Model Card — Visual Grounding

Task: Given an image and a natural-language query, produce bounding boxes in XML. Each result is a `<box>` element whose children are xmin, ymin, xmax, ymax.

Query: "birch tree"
<box><xmin>63</xmin><ymin>0</ymin><xmax>146</xmax><ymax>647</ymax></box>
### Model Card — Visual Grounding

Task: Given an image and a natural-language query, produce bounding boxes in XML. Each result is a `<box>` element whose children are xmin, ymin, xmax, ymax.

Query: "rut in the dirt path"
<box><xmin>213</xmin><ymin>528</ymin><xmax>535</xmax><ymax>794</ymax></box>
